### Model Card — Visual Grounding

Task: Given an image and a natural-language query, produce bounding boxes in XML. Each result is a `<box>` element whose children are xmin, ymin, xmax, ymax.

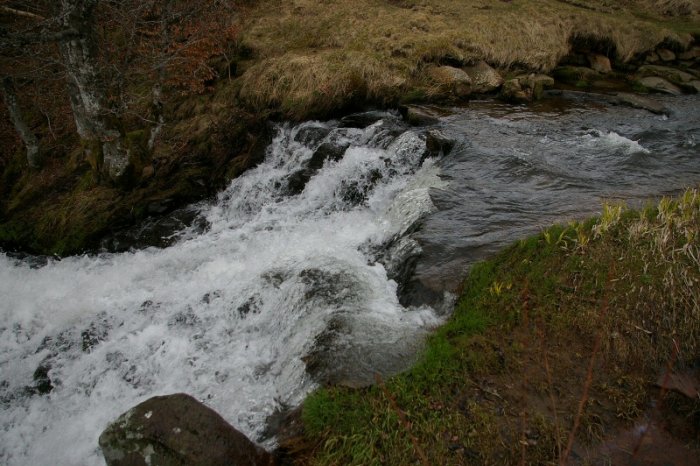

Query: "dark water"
<box><xmin>413</xmin><ymin>95</ymin><xmax>700</xmax><ymax>294</ymax></box>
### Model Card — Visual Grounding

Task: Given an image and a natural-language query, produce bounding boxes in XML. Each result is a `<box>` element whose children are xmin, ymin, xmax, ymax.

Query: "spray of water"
<box><xmin>0</xmin><ymin>115</ymin><xmax>445</xmax><ymax>466</ymax></box>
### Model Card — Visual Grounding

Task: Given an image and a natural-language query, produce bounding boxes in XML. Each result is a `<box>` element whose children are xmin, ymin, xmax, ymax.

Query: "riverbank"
<box><xmin>280</xmin><ymin>189</ymin><xmax>700</xmax><ymax>465</ymax></box>
<box><xmin>2</xmin><ymin>0</ymin><xmax>700</xmax><ymax>256</ymax></box>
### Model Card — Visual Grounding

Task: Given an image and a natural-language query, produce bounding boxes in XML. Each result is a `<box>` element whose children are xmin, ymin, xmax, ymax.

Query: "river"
<box><xmin>1</xmin><ymin>94</ymin><xmax>699</xmax><ymax>465</ymax></box>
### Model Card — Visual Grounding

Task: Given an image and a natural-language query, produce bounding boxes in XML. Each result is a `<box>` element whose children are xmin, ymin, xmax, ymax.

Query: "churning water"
<box><xmin>0</xmin><ymin>114</ymin><xmax>446</xmax><ymax>465</ymax></box>
<box><xmin>1</xmin><ymin>94</ymin><xmax>700</xmax><ymax>465</ymax></box>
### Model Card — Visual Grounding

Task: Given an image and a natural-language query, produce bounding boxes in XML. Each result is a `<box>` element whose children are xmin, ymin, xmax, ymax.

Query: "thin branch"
<box><xmin>0</xmin><ymin>6</ymin><xmax>46</xmax><ymax>20</ymax></box>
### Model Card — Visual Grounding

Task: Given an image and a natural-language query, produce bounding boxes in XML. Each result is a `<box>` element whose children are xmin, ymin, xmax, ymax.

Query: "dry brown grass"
<box><xmin>235</xmin><ymin>0</ymin><xmax>699</xmax><ymax>117</ymax></box>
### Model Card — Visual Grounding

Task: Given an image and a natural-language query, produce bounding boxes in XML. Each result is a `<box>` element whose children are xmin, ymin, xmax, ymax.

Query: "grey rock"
<box><xmin>637</xmin><ymin>76</ymin><xmax>683</xmax><ymax>95</ymax></box>
<box><xmin>501</xmin><ymin>74</ymin><xmax>554</xmax><ymax>102</ymax></box>
<box><xmin>339</xmin><ymin>110</ymin><xmax>393</xmax><ymax>128</ymax></box>
<box><xmin>463</xmin><ymin>61</ymin><xmax>504</xmax><ymax>93</ymax></box>
<box><xmin>588</xmin><ymin>54</ymin><xmax>612</xmax><ymax>73</ymax></box>
<box><xmin>427</xmin><ymin>65</ymin><xmax>472</xmax><ymax>97</ymax></box>
<box><xmin>425</xmin><ymin>129</ymin><xmax>456</xmax><ymax>156</ymax></box>
<box><xmin>657</xmin><ymin>48</ymin><xmax>676</xmax><ymax>62</ymax></box>
<box><xmin>638</xmin><ymin>65</ymin><xmax>696</xmax><ymax>84</ymax></box>
<box><xmin>99</xmin><ymin>393</ymin><xmax>275</xmax><ymax>466</ymax></box>
<box><xmin>612</xmin><ymin>93</ymin><xmax>670</xmax><ymax>115</ymax></box>
<box><xmin>679</xmin><ymin>46</ymin><xmax>700</xmax><ymax>61</ymax></box>
<box><xmin>403</xmin><ymin>105</ymin><xmax>440</xmax><ymax>126</ymax></box>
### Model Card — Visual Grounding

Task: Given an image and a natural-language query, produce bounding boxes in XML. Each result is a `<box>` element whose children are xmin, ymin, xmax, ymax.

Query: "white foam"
<box><xmin>583</xmin><ymin>130</ymin><xmax>650</xmax><ymax>154</ymax></box>
<box><xmin>0</xmin><ymin>121</ymin><xmax>444</xmax><ymax>465</ymax></box>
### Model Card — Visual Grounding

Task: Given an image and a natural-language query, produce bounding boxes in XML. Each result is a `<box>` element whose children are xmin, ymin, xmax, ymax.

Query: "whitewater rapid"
<box><xmin>0</xmin><ymin>115</ymin><xmax>446</xmax><ymax>465</ymax></box>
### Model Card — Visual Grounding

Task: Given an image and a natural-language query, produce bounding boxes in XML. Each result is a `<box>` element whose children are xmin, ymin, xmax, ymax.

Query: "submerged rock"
<box><xmin>99</xmin><ymin>393</ymin><xmax>275</xmax><ymax>466</ymax></box>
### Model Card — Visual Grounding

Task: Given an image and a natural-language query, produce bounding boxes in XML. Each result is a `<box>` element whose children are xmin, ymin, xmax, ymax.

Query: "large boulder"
<box><xmin>427</xmin><ymin>65</ymin><xmax>472</xmax><ymax>97</ymax></box>
<box><xmin>463</xmin><ymin>61</ymin><xmax>504</xmax><ymax>93</ymax></box>
<box><xmin>99</xmin><ymin>394</ymin><xmax>275</xmax><ymax>466</ymax></box>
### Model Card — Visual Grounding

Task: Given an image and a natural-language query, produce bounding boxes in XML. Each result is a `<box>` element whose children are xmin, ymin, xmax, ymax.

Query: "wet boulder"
<box><xmin>339</xmin><ymin>110</ymin><xmax>393</xmax><ymax>129</ymax></box>
<box><xmin>402</xmin><ymin>105</ymin><xmax>440</xmax><ymax>126</ymax></box>
<box><xmin>293</xmin><ymin>124</ymin><xmax>331</xmax><ymax>148</ymax></box>
<box><xmin>99</xmin><ymin>393</ymin><xmax>275</xmax><ymax>466</ymax></box>
<box><xmin>425</xmin><ymin>129</ymin><xmax>456</xmax><ymax>156</ymax></box>
<box><xmin>463</xmin><ymin>61</ymin><xmax>504</xmax><ymax>93</ymax></box>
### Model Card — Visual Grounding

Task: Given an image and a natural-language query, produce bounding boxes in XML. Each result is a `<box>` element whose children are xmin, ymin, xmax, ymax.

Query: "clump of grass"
<box><xmin>292</xmin><ymin>188</ymin><xmax>700</xmax><ymax>465</ymax></box>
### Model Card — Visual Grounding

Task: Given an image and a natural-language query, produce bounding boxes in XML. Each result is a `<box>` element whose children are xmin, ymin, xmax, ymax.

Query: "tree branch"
<box><xmin>0</xmin><ymin>6</ymin><xmax>46</xmax><ymax>21</ymax></box>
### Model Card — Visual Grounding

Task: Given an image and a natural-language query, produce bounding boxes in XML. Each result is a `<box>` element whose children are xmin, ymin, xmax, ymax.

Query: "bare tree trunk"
<box><xmin>1</xmin><ymin>77</ymin><xmax>40</xmax><ymax>168</ymax></box>
<box><xmin>59</xmin><ymin>0</ymin><xmax>129</xmax><ymax>180</ymax></box>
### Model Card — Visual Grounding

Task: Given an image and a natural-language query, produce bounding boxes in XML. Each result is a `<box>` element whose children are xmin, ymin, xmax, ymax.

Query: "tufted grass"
<box><xmin>235</xmin><ymin>0</ymin><xmax>699</xmax><ymax>118</ymax></box>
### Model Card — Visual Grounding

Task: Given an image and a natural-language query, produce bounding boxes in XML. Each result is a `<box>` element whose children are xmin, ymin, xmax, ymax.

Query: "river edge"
<box><xmin>2</xmin><ymin>31</ymin><xmax>700</xmax><ymax>257</ymax></box>
<box><xmin>279</xmin><ymin>190</ymin><xmax>700</xmax><ymax>465</ymax></box>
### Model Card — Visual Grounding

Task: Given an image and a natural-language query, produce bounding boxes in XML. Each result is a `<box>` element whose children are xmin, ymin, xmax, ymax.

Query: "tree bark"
<box><xmin>1</xmin><ymin>77</ymin><xmax>40</xmax><ymax>168</ymax></box>
<box><xmin>59</xmin><ymin>0</ymin><xmax>129</xmax><ymax>180</ymax></box>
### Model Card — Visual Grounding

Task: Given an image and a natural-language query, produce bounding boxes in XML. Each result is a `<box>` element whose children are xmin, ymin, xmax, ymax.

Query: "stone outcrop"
<box><xmin>611</xmin><ymin>93</ymin><xmax>670</xmax><ymax>115</ymax></box>
<box><xmin>427</xmin><ymin>65</ymin><xmax>472</xmax><ymax>97</ymax></box>
<box><xmin>636</xmin><ymin>76</ymin><xmax>683</xmax><ymax>95</ymax></box>
<box><xmin>657</xmin><ymin>48</ymin><xmax>676</xmax><ymax>62</ymax></box>
<box><xmin>588</xmin><ymin>54</ymin><xmax>612</xmax><ymax>73</ymax></box>
<box><xmin>501</xmin><ymin>74</ymin><xmax>554</xmax><ymax>102</ymax></box>
<box><xmin>463</xmin><ymin>61</ymin><xmax>504</xmax><ymax>93</ymax></box>
<box><xmin>637</xmin><ymin>65</ymin><xmax>699</xmax><ymax>93</ymax></box>
<box><xmin>99</xmin><ymin>393</ymin><xmax>275</xmax><ymax>466</ymax></box>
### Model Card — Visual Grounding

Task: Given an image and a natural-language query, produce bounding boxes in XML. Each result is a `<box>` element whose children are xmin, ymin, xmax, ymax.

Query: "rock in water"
<box><xmin>99</xmin><ymin>393</ymin><xmax>275</xmax><ymax>466</ymax></box>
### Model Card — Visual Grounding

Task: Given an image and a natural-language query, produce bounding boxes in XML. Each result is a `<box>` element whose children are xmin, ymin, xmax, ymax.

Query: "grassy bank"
<box><xmin>237</xmin><ymin>0</ymin><xmax>700</xmax><ymax>118</ymax></box>
<box><xmin>287</xmin><ymin>189</ymin><xmax>700</xmax><ymax>465</ymax></box>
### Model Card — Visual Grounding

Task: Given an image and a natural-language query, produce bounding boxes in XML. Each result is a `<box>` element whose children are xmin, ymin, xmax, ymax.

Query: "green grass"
<box><xmin>291</xmin><ymin>188</ymin><xmax>700</xmax><ymax>465</ymax></box>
